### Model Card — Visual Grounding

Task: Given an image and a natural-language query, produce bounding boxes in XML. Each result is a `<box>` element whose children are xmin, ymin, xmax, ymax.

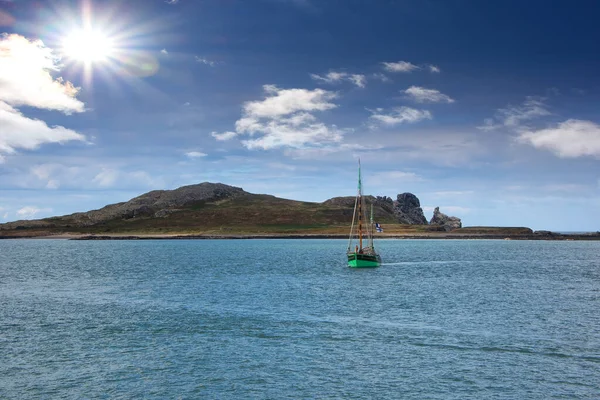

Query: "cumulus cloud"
<box><xmin>404</xmin><ymin>86</ymin><xmax>454</xmax><ymax>103</ymax></box>
<box><xmin>243</xmin><ymin>85</ymin><xmax>336</xmax><ymax>118</ymax></box>
<box><xmin>369</xmin><ymin>106</ymin><xmax>432</xmax><ymax>126</ymax></box>
<box><xmin>160</xmin><ymin>48</ymin><xmax>168</xmax><ymax>55</ymax></box>
<box><xmin>428</xmin><ymin>65</ymin><xmax>441</xmax><ymax>73</ymax></box>
<box><xmin>0</xmin><ymin>102</ymin><xmax>85</xmax><ymax>155</ymax></box>
<box><xmin>381</xmin><ymin>61</ymin><xmax>419</xmax><ymax>73</ymax></box>
<box><xmin>212</xmin><ymin>85</ymin><xmax>343</xmax><ymax>150</ymax></box>
<box><xmin>0</xmin><ymin>34</ymin><xmax>85</xmax><ymax>113</ymax></box>
<box><xmin>517</xmin><ymin>119</ymin><xmax>600</xmax><ymax>158</ymax></box>
<box><xmin>211</xmin><ymin>131</ymin><xmax>237</xmax><ymax>141</ymax></box>
<box><xmin>0</xmin><ymin>34</ymin><xmax>86</xmax><ymax>159</ymax></box>
<box><xmin>310</xmin><ymin>71</ymin><xmax>366</xmax><ymax>88</ymax></box>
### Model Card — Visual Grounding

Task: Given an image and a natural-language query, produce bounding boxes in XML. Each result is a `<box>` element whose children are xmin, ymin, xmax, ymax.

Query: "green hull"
<box><xmin>347</xmin><ymin>252</ymin><xmax>381</xmax><ymax>268</ymax></box>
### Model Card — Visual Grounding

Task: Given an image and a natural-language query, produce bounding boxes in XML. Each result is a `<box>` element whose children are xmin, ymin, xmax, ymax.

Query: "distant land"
<box><xmin>0</xmin><ymin>182</ymin><xmax>598</xmax><ymax>240</ymax></box>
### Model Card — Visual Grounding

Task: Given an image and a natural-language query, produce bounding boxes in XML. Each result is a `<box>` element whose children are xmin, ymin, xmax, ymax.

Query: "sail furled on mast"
<box><xmin>358</xmin><ymin>158</ymin><xmax>362</xmax><ymax>193</ymax></box>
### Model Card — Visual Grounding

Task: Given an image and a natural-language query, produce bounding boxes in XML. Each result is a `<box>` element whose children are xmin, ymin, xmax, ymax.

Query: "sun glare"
<box><xmin>62</xmin><ymin>28</ymin><xmax>114</xmax><ymax>63</ymax></box>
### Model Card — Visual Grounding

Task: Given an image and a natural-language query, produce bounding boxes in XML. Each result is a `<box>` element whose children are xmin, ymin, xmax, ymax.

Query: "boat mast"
<box><xmin>369</xmin><ymin>203</ymin><xmax>374</xmax><ymax>250</ymax></box>
<box><xmin>358</xmin><ymin>159</ymin><xmax>363</xmax><ymax>251</ymax></box>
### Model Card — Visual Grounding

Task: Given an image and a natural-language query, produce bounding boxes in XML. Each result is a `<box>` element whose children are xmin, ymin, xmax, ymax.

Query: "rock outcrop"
<box><xmin>393</xmin><ymin>193</ymin><xmax>427</xmax><ymax>225</ymax></box>
<box><xmin>429</xmin><ymin>207</ymin><xmax>462</xmax><ymax>231</ymax></box>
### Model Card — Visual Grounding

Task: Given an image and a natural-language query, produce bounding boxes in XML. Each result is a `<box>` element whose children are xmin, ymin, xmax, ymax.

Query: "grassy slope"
<box><xmin>0</xmin><ymin>193</ymin><xmax>540</xmax><ymax>238</ymax></box>
<box><xmin>1</xmin><ymin>194</ymin><xmax>404</xmax><ymax>236</ymax></box>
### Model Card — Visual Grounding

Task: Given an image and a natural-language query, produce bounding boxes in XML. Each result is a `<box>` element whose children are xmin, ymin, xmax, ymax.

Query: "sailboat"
<box><xmin>347</xmin><ymin>160</ymin><xmax>382</xmax><ymax>268</ymax></box>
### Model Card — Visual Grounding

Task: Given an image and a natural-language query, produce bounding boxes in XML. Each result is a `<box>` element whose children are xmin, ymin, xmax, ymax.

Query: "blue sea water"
<box><xmin>1</xmin><ymin>239</ymin><xmax>599</xmax><ymax>399</ymax></box>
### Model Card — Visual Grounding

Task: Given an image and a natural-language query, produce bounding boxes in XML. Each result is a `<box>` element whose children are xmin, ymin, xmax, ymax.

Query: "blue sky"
<box><xmin>1</xmin><ymin>0</ymin><xmax>599</xmax><ymax>231</ymax></box>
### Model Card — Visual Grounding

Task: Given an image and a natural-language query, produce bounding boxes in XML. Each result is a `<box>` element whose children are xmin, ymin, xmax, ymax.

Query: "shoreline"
<box><xmin>1</xmin><ymin>232</ymin><xmax>599</xmax><ymax>241</ymax></box>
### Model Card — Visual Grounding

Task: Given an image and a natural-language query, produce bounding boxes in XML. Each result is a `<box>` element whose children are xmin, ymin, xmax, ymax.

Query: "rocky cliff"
<box><xmin>429</xmin><ymin>207</ymin><xmax>462</xmax><ymax>231</ymax></box>
<box><xmin>393</xmin><ymin>193</ymin><xmax>428</xmax><ymax>225</ymax></box>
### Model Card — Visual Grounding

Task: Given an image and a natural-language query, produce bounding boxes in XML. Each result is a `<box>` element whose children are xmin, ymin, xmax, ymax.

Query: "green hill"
<box><xmin>0</xmin><ymin>182</ymin><xmax>400</xmax><ymax>237</ymax></box>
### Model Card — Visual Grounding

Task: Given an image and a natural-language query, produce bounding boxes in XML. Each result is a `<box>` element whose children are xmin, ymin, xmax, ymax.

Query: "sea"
<box><xmin>1</xmin><ymin>239</ymin><xmax>599</xmax><ymax>399</ymax></box>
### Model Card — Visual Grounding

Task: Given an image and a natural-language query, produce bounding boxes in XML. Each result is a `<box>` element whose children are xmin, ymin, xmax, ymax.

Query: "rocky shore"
<box><xmin>53</xmin><ymin>231</ymin><xmax>600</xmax><ymax>241</ymax></box>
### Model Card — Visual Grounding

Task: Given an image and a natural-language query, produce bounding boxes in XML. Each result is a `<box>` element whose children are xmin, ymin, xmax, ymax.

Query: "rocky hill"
<box><xmin>0</xmin><ymin>182</ymin><xmax>463</xmax><ymax>236</ymax></box>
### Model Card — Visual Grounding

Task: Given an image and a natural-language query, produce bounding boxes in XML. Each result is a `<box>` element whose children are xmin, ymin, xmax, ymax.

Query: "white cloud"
<box><xmin>90</xmin><ymin>168</ymin><xmax>159</xmax><ymax>189</ymax></box>
<box><xmin>479</xmin><ymin>97</ymin><xmax>551</xmax><ymax>131</ymax></box>
<box><xmin>372</xmin><ymin>73</ymin><xmax>391</xmax><ymax>83</ymax></box>
<box><xmin>24</xmin><ymin>163</ymin><xmax>163</xmax><ymax>191</ymax></box>
<box><xmin>517</xmin><ymin>119</ymin><xmax>600</xmax><ymax>158</ymax></box>
<box><xmin>477</xmin><ymin>118</ymin><xmax>500</xmax><ymax>132</ymax></box>
<box><xmin>310</xmin><ymin>71</ymin><xmax>347</xmax><ymax>83</ymax></box>
<box><xmin>310</xmin><ymin>71</ymin><xmax>366</xmax><ymax>88</ymax></box>
<box><xmin>160</xmin><ymin>48</ymin><xmax>168</xmax><ymax>55</ymax></box>
<box><xmin>349</xmin><ymin>74</ymin><xmax>366</xmax><ymax>88</ymax></box>
<box><xmin>16</xmin><ymin>206</ymin><xmax>51</xmax><ymax>220</ymax></box>
<box><xmin>0</xmin><ymin>34</ymin><xmax>84</xmax><ymax>113</ymax></box>
<box><xmin>243</xmin><ymin>85</ymin><xmax>337</xmax><ymax>118</ymax></box>
<box><xmin>428</xmin><ymin>65</ymin><xmax>441</xmax><ymax>73</ymax></box>
<box><xmin>404</xmin><ymin>86</ymin><xmax>454</xmax><ymax>103</ymax></box>
<box><xmin>369</xmin><ymin>106</ymin><xmax>432</xmax><ymax>126</ymax></box>
<box><xmin>0</xmin><ymin>34</ymin><xmax>86</xmax><ymax>159</ymax></box>
<box><xmin>382</xmin><ymin>61</ymin><xmax>419</xmax><ymax>73</ymax></box>
<box><xmin>212</xmin><ymin>85</ymin><xmax>342</xmax><ymax>150</ymax></box>
<box><xmin>241</xmin><ymin>119</ymin><xmax>343</xmax><ymax>150</ymax></box>
<box><xmin>166</xmin><ymin>0</ymin><xmax>179</xmax><ymax>4</ymax></box>
<box><xmin>195</xmin><ymin>56</ymin><xmax>217</xmax><ymax>67</ymax></box>
<box><xmin>211</xmin><ymin>131</ymin><xmax>238</xmax><ymax>141</ymax></box>
<box><xmin>46</xmin><ymin>179</ymin><xmax>60</xmax><ymax>189</ymax></box>
<box><xmin>92</xmin><ymin>168</ymin><xmax>119</xmax><ymax>187</ymax></box>
<box><xmin>30</xmin><ymin>163</ymin><xmax>81</xmax><ymax>189</ymax></box>
<box><xmin>500</xmin><ymin>98</ymin><xmax>550</xmax><ymax>128</ymax></box>
<box><xmin>185</xmin><ymin>151</ymin><xmax>207</xmax><ymax>158</ymax></box>
<box><xmin>0</xmin><ymin>101</ymin><xmax>85</xmax><ymax>155</ymax></box>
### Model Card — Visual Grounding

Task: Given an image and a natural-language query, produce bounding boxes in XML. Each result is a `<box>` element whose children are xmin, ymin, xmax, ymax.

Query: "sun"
<box><xmin>62</xmin><ymin>28</ymin><xmax>114</xmax><ymax>63</ymax></box>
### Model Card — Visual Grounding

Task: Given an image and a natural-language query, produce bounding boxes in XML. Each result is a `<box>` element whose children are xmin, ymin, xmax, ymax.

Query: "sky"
<box><xmin>0</xmin><ymin>0</ymin><xmax>599</xmax><ymax>231</ymax></box>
